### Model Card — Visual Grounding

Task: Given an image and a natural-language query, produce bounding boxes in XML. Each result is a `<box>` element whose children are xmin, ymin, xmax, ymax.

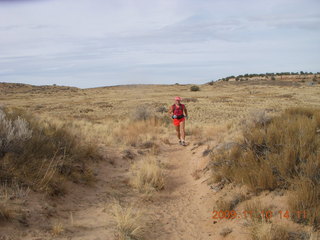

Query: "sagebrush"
<box><xmin>210</xmin><ymin>107</ymin><xmax>320</xmax><ymax>228</ymax></box>
<box><xmin>0</xmin><ymin>108</ymin><xmax>99</xmax><ymax>196</ymax></box>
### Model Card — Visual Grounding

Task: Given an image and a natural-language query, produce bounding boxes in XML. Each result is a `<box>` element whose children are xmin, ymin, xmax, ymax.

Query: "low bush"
<box><xmin>132</xmin><ymin>105</ymin><xmax>151</xmax><ymax>121</ymax></box>
<box><xmin>155</xmin><ymin>106</ymin><xmax>167</xmax><ymax>113</ymax></box>
<box><xmin>190</xmin><ymin>85</ymin><xmax>200</xmax><ymax>91</ymax></box>
<box><xmin>0</xmin><ymin>110</ymin><xmax>32</xmax><ymax>156</ymax></box>
<box><xmin>0</xmin><ymin>108</ymin><xmax>99</xmax><ymax>196</ymax></box>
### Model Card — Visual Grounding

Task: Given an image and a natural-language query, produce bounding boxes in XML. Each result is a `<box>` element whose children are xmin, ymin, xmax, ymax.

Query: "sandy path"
<box><xmin>145</xmin><ymin>139</ymin><xmax>218</xmax><ymax>240</ymax></box>
<box><xmin>18</xmin><ymin>138</ymin><xmax>220</xmax><ymax>240</ymax></box>
<box><xmin>65</xmin><ymin>138</ymin><xmax>221</xmax><ymax>240</ymax></box>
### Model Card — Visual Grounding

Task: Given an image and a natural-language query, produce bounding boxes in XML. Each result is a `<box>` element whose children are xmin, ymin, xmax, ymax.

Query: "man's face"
<box><xmin>175</xmin><ymin>100</ymin><xmax>181</xmax><ymax>104</ymax></box>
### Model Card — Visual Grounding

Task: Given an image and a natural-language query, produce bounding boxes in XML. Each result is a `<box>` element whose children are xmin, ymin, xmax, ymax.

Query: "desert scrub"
<box><xmin>112</xmin><ymin>202</ymin><xmax>144</xmax><ymax>240</ymax></box>
<box><xmin>0</xmin><ymin>110</ymin><xmax>32</xmax><ymax>156</ymax></box>
<box><xmin>249</xmin><ymin>222</ymin><xmax>307</xmax><ymax>240</ymax></box>
<box><xmin>210</xmin><ymin>107</ymin><xmax>320</xmax><ymax>228</ymax></box>
<box><xmin>113</xmin><ymin>116</ymin><xmax>167</xmax><ymax>147</ymax></box>
<box><xmin>0</xmin><ymin>108</ymin><xmax>99</xmax><ymax>196</ymax></box>
<box><xmin>132</xmin><ymin>105</ymin><xmax>152</xmax><ymax>121</ymax></box>
<box><xmin>190</xmin><ymin>85</ymin><xmax>200</xmax><ymax>91</ymax></box>
<box><xmin>130</xmin><ymin>156</ymin><xmax>164</xmax><ymax>194</ymax></box>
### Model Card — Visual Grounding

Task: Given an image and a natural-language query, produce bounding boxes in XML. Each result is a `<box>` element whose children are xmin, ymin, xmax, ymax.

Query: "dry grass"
<box><xmin>132</xmin><ymin>105</ymin><xmax>152</xmax><ymax>121</ymax></box>
<box><xmin>288</xmin><ymin>177</ymin><xmax>320</xmax><ymax>229</ymax></box>
<box><xmin>211</xmin><ymin>107</ymin><xmax>320</xmax><ymax>229</ymax></box>
<box><xmin>214</xmin><ymin>193</ymin><xmax>246</xmax><ymax>211</ymax></box>
<box><xmin>185</xmin><ymin>124</ymin><xmax>203</xmax><ymax>138</ymax></box>
<box><xmin>113</xmin><ymin>117</ymin><xmax>166</xmax><ymax>147</ymax></box>
<box><xmin>0</xmin><ymin>107</ymin><xmax>99</xmax><ymax>196</ymax></box>
<box><xmin>0</xmin><ymin>181</ymin><xmax>30</xmax><ymax>202</ymax></box>
<box><xmin>250</xmin><ymin>223</ymin><xmax>289</xmax><ymax>240</ymax></box>
<box><xmin>0</xmin><ymin>200</ymin><xmax>14</xmax><ymax>221</ymax></box>
<box><xmin>1</xmin><ymin>79</ymin><xmax>320</xmax><ymax>237</ymax></box>
<box><xmin>51</xmin><ymin>221</ymin><xmax>64</xmax><ymax>236</ymax></box>
<box><xmin>112</xmin><ymin>202</ymin><xmax>144</xmax><ymax>240</ymax></box>
<box><xmin>130</xmin><ymin>156</ymin><xmax>165</xmax><ymax>194</ymax></box>
<box><xmin>0</xmin><ymin>181</ymin><xmax>29</xmax><ymax>223</ymax></box>
<box><xmin>3</xmin><ymin>80</ymin><xmax>320</xmax><ymax>127</ymax></box>
<box><xmin>0</xmin><ymin>198</ymin><xmax>23</xmax><ymax>223</ymax></box>
<box><xmin>310</xmin><ymin>231</ymin><xmax>320</xmax><ymax>240</ymax></box>
<box><xmin>244</xmin><ymin>199</ymin><xmax>271</xmax><ymax>223</ymax></box>
<box><xmin>249</xmin><ymin>221</ymin><xmax>312</xmax><ymax>240</ymax></box>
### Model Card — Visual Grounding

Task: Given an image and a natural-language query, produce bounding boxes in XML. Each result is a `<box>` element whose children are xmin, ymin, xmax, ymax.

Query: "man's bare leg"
<box><xmin>180</xmin><ymin>120</ymin><xmax>185</xmax><ymax>142</ymax></box>
<box><xmin>175</xmin><ymin>125</ymin><xmax>181</xmax><ymax>141</ymax></box>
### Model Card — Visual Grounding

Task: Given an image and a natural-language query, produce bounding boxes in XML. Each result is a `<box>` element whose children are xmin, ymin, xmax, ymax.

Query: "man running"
<box><xmin>169</xmin><ymin>96</ymin><xmax>188</xmax><ymax>146</ymax></box>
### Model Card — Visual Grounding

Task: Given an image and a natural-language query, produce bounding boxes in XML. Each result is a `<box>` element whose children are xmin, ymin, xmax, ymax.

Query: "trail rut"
<box><xmin>144</xmin><ymin>140</ymin><xmax>216</xmax><ymax>240</ymax></box>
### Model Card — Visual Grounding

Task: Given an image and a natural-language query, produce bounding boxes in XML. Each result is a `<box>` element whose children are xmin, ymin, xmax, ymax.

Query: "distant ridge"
<box><xmin>0</xmin><ymin>82</ymin><xmax>79</xmax><ymax>94</ymax></box>
<box><xmin>209</xmin><ymin>71</ymin><xmax>320</xmax><ymax>84</ymax></box>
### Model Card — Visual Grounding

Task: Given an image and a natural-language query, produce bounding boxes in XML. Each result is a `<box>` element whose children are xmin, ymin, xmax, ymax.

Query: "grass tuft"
<box><xmin>112</xmin><ymin>202</ymin><xmax>144</xmax><ymax>240</ymax></box>
<box><xmin>130</xmin><ymin>156</ymin><xmax>165</xmax><ymax>194</ymax></box>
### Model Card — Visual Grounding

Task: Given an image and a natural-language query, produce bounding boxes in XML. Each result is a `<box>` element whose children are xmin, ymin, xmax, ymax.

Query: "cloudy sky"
<box><xmin>0</xmin><ymin>0</ymin><xmax>319</xmax><ymax>88</ymax></box>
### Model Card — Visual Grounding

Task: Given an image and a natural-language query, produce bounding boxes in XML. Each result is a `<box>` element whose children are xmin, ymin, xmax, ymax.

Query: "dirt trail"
<box><xmin>145</xmin><ymin>139</ymin><xmax>217</xmax><ymax>240</ymax></box>
<box><xmin>19</xmin><ymin>137</ymin><xmax>221</xmax><ymax>240</ymax></box>
<box><xmin>62</xmin><ymin>138</ymin><xmax>219</xmax><ymax>240</ymax></box>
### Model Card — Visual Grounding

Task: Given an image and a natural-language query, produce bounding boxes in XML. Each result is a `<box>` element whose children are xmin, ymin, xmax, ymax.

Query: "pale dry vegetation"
<box><xmin>244</xmin><ymin>199</ymin><xmax>271</xmax><ymax>223</ymax></box>
<box><xmin>214</xmin><ymin>192</ymin><xmax>246</xmax><ymax>212</ymax></box>
<box><xmin>210</xmin><ymin>107</ymin><xmax>320</xmax><ymax>230</ymax></box>
<box><xmin>113</xmin><ymin>116</ymin><xmax>166</xmax><ymax>148</ymax></box>
<box><xmin>0</xmin><ymin>107</ymin><xmax>99</xmax><ymax>196</ymax></box>
<box><xmin>1</xmin><ymin>78</ymin><xmax>320</xmax><ymax>238</ymax></box>
<box><xmin>130</xmin><ymin>156</ymin><xmax>165</xmax><ymax>194</ymax></box>
<box><xmin>249</xmin><ymin>222</ymin><xmax>305</xmax><ymax>240</ymax></box>
<box><xmin>51</xmin><ymin>221</ymin><xmax>64</xmax><ymax>236</ymax></box>
<box><xmin>112</xmin><ymin>202</ymin><xmax>145</xmax><ymax>240</ymax></box>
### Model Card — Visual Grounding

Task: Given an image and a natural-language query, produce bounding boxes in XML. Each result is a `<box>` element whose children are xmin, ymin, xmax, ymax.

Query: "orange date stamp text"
<box><xmin>212</xmin><ymin>210</ymin><xmax>307</xmax><ymax>220</ymax></box>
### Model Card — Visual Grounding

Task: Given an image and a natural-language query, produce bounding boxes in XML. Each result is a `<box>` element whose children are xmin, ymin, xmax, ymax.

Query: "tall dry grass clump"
<box><xmin>113</xmin><ymin>104</ymin><xmax>169</xmax><ymax>147</ymax></box>
<box><xmin>0</xmin><ymin>108</ymin><xmax>99</xmax><ymax>196</ymax></box>
<box><xmin>210</xmin><ymin>107</ymin><xmax>320</xmax><ymax>229</ymax></box>
<box><xmin>112</xmin><ymin>202</ymin><xmax>144</xmax><ymax>240</ymax></box>
<box><xmin>130</xmin><ymin>156</ymin><xmax>165</xmax><ymax>194</ymax></box>
<box><xmin>113</xmin><ymin>117</ymin><xmax>164</xmax><ymax>147</ymax></box>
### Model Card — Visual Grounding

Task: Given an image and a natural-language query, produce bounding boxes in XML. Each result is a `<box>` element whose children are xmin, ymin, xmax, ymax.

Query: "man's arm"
<box><xmin>168</xmin><ymin>106</ymin><xmax>173</xmax><ymax>117</ymax></box>
<box><xmin>184</xmin><ymin>107</ymin><xmax>188</xmax><ymax>118</ymax></box>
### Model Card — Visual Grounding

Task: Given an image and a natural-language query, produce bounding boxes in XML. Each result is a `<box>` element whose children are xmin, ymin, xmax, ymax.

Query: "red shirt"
<box><xmin>172</xmin><ymin>104</ymin><xmax>185</xmax><ymax>116</ymax></box>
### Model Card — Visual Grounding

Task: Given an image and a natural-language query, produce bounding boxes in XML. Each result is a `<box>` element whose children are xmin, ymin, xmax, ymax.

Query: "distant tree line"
<box><xmin>215</xmin><ymin>71</ymin><xmax>320</xmax><ymax>82</ymax></box>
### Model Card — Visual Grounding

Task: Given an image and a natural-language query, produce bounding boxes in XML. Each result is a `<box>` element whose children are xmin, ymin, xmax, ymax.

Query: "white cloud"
<box><xmin>0</xmin><ymin>0</ymin><xmax>319</xmax><ymax>87</ymax></box>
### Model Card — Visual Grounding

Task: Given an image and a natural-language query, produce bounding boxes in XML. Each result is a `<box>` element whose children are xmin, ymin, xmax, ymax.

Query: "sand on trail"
<box><xmin>64</xmin><ymin>138</ymin><xmax>249</xmax><ymax>240</ymax></box>
<box><xmin>144</xmin><ymin>140</ymin><xmax>217</xmax><ymax>240</ymax></box>
<box><xmin>16</xmin><ymin>136</ymin><xmax>250</xmax><ymax>240</ymax></box>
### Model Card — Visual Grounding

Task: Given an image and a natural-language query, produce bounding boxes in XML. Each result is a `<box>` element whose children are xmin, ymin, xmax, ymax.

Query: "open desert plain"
<box><xmin>1</xmin><ymin>74</ymin><xmax>320</xmax><ymax>240</ymax></box>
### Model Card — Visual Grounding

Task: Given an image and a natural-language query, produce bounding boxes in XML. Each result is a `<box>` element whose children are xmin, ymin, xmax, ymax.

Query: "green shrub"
<box><xmin>190</xmin><ymin>85</ymin><xmax>200</xmax><ymax>91</ymax></box>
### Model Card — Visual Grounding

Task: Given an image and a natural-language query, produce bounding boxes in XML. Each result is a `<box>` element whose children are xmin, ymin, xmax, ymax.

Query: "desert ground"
<box><xmin>1</xmin><ymin>74</ymin><xmax>320</xmax><ymax>240</ymax></box>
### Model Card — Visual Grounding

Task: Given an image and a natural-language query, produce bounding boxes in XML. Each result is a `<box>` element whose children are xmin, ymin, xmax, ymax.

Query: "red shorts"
<box><xmin>173</xmin><ymin>117</ymin><xmax>185</xmax><ymax>126</ymax></box>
